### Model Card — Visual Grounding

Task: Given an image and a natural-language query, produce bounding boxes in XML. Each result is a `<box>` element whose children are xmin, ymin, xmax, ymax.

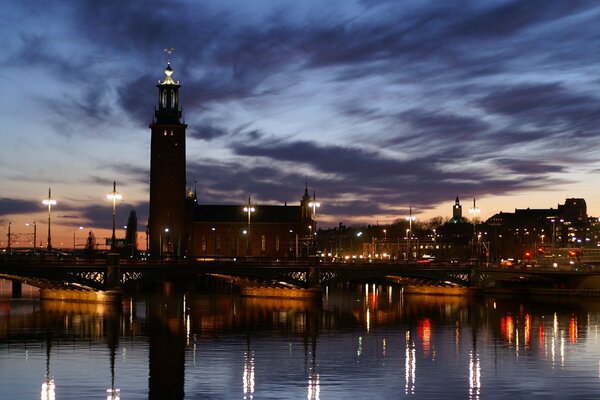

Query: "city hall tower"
<box><xmin>148</xmin><ymin>61</ymin><xmax>187</xmax><ymax>257</ymax></box>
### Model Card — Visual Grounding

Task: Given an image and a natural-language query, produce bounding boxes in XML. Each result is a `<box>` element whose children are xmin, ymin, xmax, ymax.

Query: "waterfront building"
<box><xmin>148</xmin><ymin>62</ymin><xmax>314</xmax><ymax>258</ymax></box>
<box><xmin>483</xmin><ymin>198</ymin><xmax>593</xmax><ymax>260</ymax></box>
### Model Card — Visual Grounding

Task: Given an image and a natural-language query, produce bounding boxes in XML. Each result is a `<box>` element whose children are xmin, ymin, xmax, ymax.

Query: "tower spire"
<box><xmin>154</xmin><ymin>50</ymin><xmax>182</xmax><ymax>124</ymax></box>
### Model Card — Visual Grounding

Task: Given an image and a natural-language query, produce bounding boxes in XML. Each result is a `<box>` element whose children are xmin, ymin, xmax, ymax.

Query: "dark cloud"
<box><xmin>0</xmin><ymin>198</ymin><xmax>40</xmax><ymax>217</ymax></box>
<box><xmin>202</xmin><ymin>138</ymin><xmax>563</xmax><ymax>216</ymax></box>
<box><xmin>478</xmin><ymin>83</ymin><xmax>600</xmax><ymax>129</ymax></box>
<box><xmin>188</xmin><ymin>123</ymin><xmax>229</xmax><ymax>141</ymax></box>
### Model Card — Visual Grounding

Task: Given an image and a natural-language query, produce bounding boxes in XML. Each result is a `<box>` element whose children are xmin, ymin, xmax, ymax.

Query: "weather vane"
<box><xmin>163</xmin><ymin>47</ymin><xmax>175</xmax><ymax>62</ymax></box>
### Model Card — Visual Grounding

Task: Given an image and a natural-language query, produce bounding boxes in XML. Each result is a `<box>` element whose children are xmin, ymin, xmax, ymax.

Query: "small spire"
<box><xmin>303</xmin><ymin>176</ymin><xmax>310</xmax><ymax>200</ymax></box>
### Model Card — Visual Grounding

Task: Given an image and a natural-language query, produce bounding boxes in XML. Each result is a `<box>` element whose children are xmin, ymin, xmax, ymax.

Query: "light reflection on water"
<box><xmin>1</xmin><ymin>280</ymin><xmax>600</xmax><ymax>399</ymax></box>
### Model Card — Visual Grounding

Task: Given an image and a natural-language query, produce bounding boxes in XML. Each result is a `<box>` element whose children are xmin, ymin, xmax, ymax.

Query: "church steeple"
<box><xmin>301</xmin><ymin>178</ymin><xmax>312</xmax><ymax>220</ymax></box>
<box><xmin>452</xmin><ymin>195</ymin><xmax>463</xmax><ymax>222</ymax></box>
<box><xmin>154</xmin><ymin>61</ymin><xmax>182</xmax><ymax>124</ymax></box>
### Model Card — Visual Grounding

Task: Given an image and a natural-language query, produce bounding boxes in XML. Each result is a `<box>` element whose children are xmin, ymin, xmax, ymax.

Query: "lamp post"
<box><xmin>159</xmin><ymin>227</ymin><xmax>169</xmax><ymax>259</ymax></box>
<box><xmin>405</xmin><ymin>207</ymin><xmax>416</xmax><ymax>260</ymax></box>
<box><xmin>73</xmin><ymin>226</ymin><xmax>83</xmax><ymax>249</ymax></box>
<box><xmin>243</xmin><ymin>196</ymin><xmax>255</xmax><ymax>255</ymax></box>
<box><xmin>308</xmin><ymin>191</ymin><xmax>320</xmax><ymax>236</ymax></box>
<box><xmin>107</xmin><ymin>181</ymin><xmax>122</xmax><ymax>252</ymax></box>
<box><xmin>469</xmin><ymin>198</ymin><xmax>480</xmax><ymax>255</ymax></box>
<box><xmin>42</xmin><ymin>188</ymin><xmax>57</xmax><ymax>252</ymax></box>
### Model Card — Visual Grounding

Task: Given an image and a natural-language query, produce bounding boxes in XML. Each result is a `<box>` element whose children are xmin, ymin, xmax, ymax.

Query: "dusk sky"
<box><xmin>3</xmin><ymin>0</ymin><xmax>600</xmax><ymax>247</ymax></box>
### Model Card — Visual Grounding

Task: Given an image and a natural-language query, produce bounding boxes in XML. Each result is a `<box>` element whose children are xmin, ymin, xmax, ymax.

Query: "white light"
<box><xmin>42</xmin><ymin>199</ymin><xmax>57</xmax><ymax>206</ymax></box>
<box><xmin>41</xmin><ymin>378</ymin><xmax>55</xmax><ymax>400</ymax></box>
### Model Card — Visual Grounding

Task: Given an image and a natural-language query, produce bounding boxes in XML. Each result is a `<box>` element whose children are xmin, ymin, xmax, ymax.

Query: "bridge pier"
<box><xmin>11</xmin><ymin>280</ymin><xmax>22</xmax><ymax>298</ymax></box>
<box><xmin>307</xmin><ymin>256</ymin><xmax>321</xmax><ymax>289</ymax></box>
<box><xmin>106</xmin><ymin>254</ymin><xmax>121</xmax><ymax>291</ymax></box>
<box><xmin>469</xmin><ymin>268</ymin><xmax>481</xmax><ymax>288</ymax></box>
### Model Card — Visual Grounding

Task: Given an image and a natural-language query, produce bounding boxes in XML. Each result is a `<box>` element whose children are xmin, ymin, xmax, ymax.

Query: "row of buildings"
<box><xmin>147</xmin><ymin>61</ymin><xmax>599</xmax><ymax>261</ymax></box>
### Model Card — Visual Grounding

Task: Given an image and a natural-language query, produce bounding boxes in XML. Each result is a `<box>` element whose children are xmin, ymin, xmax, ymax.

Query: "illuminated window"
<box><xmin>261</xmin><ymin>235</ymin><xmax>266</xmax><ymax>251</ymax></box>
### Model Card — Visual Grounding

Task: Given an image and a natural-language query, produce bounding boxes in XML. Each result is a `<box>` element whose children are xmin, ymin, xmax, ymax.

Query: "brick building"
<box><xmin>148</xmin><ymin>61</ymin><xmax>315</xmax><ymax>258</ymax></box>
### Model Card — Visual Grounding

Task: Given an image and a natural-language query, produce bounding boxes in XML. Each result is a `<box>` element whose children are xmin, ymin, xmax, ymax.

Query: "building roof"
<box><xmin>193</xmin><ymin>204</ymin><xmax>304</xmax><ymax>224</ymax></box>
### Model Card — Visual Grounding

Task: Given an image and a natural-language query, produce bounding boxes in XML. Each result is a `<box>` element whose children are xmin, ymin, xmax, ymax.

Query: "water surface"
<box><xmin>1</xmin><ymin>280</ymin><xmax>599</xmax><ymax>399</ymax></box>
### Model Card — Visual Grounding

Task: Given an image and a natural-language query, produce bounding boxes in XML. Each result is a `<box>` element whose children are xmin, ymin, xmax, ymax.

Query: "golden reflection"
<box><xmin>524</xmin><ymin>314</ymin><xmax>531</xmax><ymax>349</ymax></box>
<box><xmin>469</xmin><ymin>351</ymin><xmax>481</xmax><ymax>400</ymax></box>
<box><xmin>366</xmin><ymin>308</ymin><xmax>370</xmax><ymax>333</ymax></box>
<box><xmin>40</xmin><ymin>298</ymin><xmax>119</xmax><ymax>316</ymax></box>
<box><xmin>405</xmin><ymin>330</ymin><xmax>415</xmax><ymax>395</ymax></box>
<box><xmin>455</xmin><ymin>321</ymin><xmax>460</xmax><ymax>354</ymax></box>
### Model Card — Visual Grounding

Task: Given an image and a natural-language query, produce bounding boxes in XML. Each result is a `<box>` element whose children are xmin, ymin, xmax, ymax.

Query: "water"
<box><xmin>1</xmin><ymin>280</ymin><xmax>600</xmax><ymax>399</ymax></box>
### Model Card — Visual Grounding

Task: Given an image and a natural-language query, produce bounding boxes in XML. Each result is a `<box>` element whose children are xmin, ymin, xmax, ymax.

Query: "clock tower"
<box><xmin>148</xmin><ymin>61</ymin><xmax>187</xmax><ymax>257</ymax></box>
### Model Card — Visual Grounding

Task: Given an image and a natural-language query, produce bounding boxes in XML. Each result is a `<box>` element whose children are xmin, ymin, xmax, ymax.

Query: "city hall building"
<box><xmin>148</xmin><ymin>61</ymin><xmax>315</xmax><ymax>258</ymax></box>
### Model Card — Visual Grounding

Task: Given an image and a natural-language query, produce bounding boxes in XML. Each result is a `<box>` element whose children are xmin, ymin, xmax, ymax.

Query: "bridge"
<box><xmin>2</xmin><ymin>256</ymin><xmax>600</xmax><ymax>297</ymax></box>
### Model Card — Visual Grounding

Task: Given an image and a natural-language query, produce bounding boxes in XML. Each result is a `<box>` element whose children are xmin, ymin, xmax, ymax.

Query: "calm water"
<box><xmin>1</xmin><ymin>280</ymin><xmax>600</xmax><ymax>399</ymax></box>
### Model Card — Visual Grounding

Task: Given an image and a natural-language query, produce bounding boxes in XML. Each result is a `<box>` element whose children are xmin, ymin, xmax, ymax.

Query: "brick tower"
<box><xmin>148</xmin><ymin>61</ymin><xmax>187</xmax><ymax>257</ymax></box>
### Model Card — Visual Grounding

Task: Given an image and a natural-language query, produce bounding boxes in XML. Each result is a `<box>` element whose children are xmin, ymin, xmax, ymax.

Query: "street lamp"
<box><xmin>243</xmin><ymin>196</ymin><xmax>255</xmax><ymax>255</ymax></box>
<box><xmin>405</xmin><ymin>207</ymin><xmax>416</xmax><ymax>260</ymax></box>
<box><xmin>159</xmin><ymin>227</ymin><xmax>169</xmax><ymax>258</ymax></box>
<box><xmin>107</xmin><ymin>181</ymin><xmax>122</xmax><ymax>252</ymax></box>
<box><xmin>308</xmin><ymin>191</ymin><xmax>320</xmax><ymax>233</ymax></box>
<box><xmin>42</xmin><ymin>188</ymin><xmax>57</xmax><ymax>252</ymax></box>
<box><xmin>469</xmin><ymin>198</ymin><xmax>480</xmax><ymax>253</ymax></box>
<box><xmin>73</xmin><ymin>226</ymin><xmax>83</xmax><ymax>249</ymax></box>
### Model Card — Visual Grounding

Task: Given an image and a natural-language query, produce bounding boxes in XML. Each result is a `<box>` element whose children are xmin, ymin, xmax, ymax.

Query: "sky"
<box><xmin>2</xmin><ymin>0</ymin><xmax>600</xmax><ymax>248</ymax></box>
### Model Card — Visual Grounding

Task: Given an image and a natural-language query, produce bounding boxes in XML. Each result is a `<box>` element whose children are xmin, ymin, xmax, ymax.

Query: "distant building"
<box><xmin>485</xmin><ymin>198</ymin><xmax>590</xmax><ymax>257</ymax></box>
<box><xmin>449</xmin><ymin>196</ymin><xmax>466</xmax><ymax>223</ymax></box>
<box><xmin>148</xmin><ymin>62</ymin><xmax>314</xmax><ymax>258</ymax></box>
